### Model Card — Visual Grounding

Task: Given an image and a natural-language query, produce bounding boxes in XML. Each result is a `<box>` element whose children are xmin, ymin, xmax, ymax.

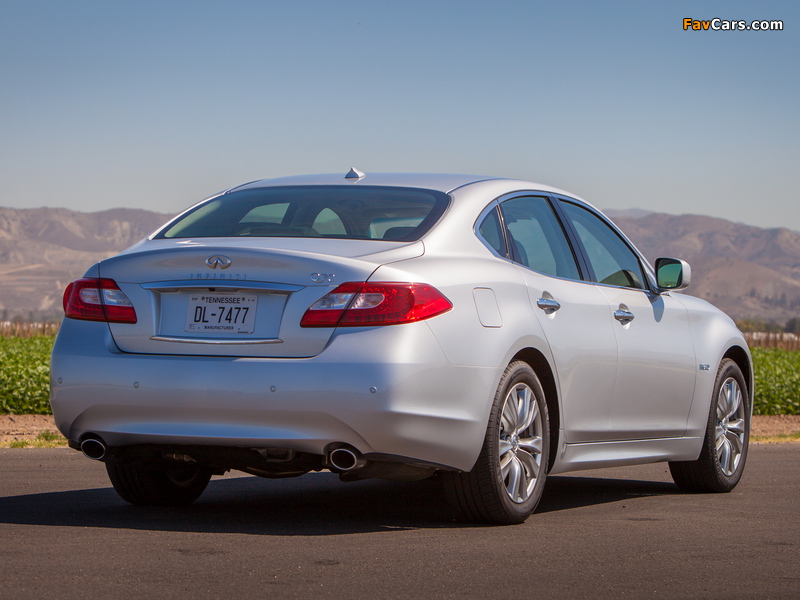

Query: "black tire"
<box><xmin>443</xmin><ymin>361</ymin><xmax>550</xmax><ymax>524</ymax></box>
<box><xmin>669</xmin><ymin>359</ymin><xmax>750</xmax><ymax>493</ymax></box>
<box><xmin>106</xmin><ymin>460</ymin><xmax>211</xmax><ymax>506</ymax></box>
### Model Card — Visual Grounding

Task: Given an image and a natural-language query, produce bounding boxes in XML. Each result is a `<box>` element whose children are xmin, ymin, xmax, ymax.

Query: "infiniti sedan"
<box><xmin>50</xmin><ymin>170</ymin><xmax>752</xmax><ymax>524</ymax></box>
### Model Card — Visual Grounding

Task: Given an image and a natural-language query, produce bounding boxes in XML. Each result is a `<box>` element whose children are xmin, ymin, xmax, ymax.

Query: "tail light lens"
<box><xmin>301</xmin><ymin>282</ymin><xmax>452</xmax><ymax>327</ymax></box>
<box><xmin>63</xmin><ymin>278</ymin><xmax>137</xmax><ymax>324</ymax></box>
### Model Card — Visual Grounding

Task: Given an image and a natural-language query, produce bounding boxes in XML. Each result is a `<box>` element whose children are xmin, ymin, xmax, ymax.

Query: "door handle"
<box><xmin>537</xmin><ymin>298</ymin><xmax>561</xmax><ymax>313</ymax></box>
<box><xmin>614</xmin><ymin>309</ymin><xmax>635</xmax><ymax>323</ymax></box>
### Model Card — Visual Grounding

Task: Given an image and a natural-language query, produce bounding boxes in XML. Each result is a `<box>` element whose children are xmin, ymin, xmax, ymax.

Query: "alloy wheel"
<box><xmin>499</xmin><ymin>383</ymin><xmax>544</xmax><ymax>503</ymax></box>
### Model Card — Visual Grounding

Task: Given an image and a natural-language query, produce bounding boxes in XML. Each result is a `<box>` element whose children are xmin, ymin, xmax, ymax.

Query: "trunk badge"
<box><xmin>206</xmin><ymin>255</ymin><xmax>232</xmax><ymax>269</ymax></box>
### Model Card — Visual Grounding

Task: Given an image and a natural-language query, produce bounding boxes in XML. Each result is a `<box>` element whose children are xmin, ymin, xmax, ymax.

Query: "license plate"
<box><xmin>184</xmin><ymin>294</ymin><xmax>258</xmax><ymax>334</ymax></box>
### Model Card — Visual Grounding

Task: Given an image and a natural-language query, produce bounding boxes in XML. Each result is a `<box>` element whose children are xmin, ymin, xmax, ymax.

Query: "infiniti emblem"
<box><xmin>205</xmin><ymin>255</ymin><xmax>232</xmax><ymax>269</ymax></box>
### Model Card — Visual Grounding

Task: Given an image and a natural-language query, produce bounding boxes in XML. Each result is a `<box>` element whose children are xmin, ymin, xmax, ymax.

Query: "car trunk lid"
<box><xmin>97</xmin><ymin>238</ymin><xmax>423</xmax><ymax>357</ymax></box>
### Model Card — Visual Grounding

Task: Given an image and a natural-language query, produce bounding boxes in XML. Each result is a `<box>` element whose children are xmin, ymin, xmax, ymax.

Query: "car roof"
<box><xmin>229</xmin><ymin>171</ymin><xmax>578</xmax><ymax>197</ymax></box>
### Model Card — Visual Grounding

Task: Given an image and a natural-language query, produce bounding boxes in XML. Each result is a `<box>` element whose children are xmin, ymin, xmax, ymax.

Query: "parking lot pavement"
<box><xmin>0</xmin><ymin>444</ymin><xmax>798</xmax><ymax>599</ymax></box>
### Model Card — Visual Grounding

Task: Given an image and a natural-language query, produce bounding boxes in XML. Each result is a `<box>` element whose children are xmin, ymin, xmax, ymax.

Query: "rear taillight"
<box><xmin>300</xmin><ymin>282</ymin><xmax>452</xmax><ymax>327</ymax></box>
<box><xmin>63</xmin><ymin>278</ymin><xmax>137</xmax><ymax>324</ymax></box>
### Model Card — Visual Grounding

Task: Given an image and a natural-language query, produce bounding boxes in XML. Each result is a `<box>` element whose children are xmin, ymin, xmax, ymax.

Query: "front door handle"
<box><xmin>537</xmin><ymin>298</ymin><xmax>561</xmax><ymax>313</ymax></box>
<box><xmin>614</xmin><ymin>309</ymin><xmax>635</xmax><ymax>323</ymax></box>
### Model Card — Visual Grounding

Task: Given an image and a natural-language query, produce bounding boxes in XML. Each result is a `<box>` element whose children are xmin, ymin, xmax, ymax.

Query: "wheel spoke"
<box><xmin>717</xmin><ymin>436</ymin><xmax>732</xmax><ymax>474</ymax></box>
<box><xmin>729</xmin><ymin>382</ymin><xmax>742</xmax><ymax>416</ymax></box>
<box><xmin>505</xmin><ymin>456</ymin><xmax>523</xmax><ymax>500</ymax></box>
<box><xmin>516</xmin><ymin>385</ymin><xmax>532</xmax><ymax>433</ymax></box>
<box><xmin>727</xmin><ymin>418</ymin><xmax>745</xmax><ymax>436</ymax></box>
<box><xmin>519</xmin><ymin>394</ymin><xmax>538</xmax><ymax>434</ymax></box>
<box><xmin>518</xmin><ymin>435</ymin><xmax>543</xmax><ymax>456</ymax></box>
<box><xmin>517</xmin><ymin>448</ymin><xmax>541</xmax><ymax>481</ymax></box>
<box><xmin>498</xmin><ymin>439</ymin><xmax>513</xmax><ymax>456</ymax></box>
<box><xmin>502</xmin><ymin>393</ymin><xmax>519</xmax><ymax>433</ymax></box>
<box><xmin>720</xmin><ymin>378</ymin><xmax>741</xmax><ymax>420</ymax></box>
<box><xmin>717</xmin><ymin>385</ymin><xmax>728</xmax><ymax>421</ymax></box>
<box><xmin>715</xmin><ymin>427</ymin><xmax>726</xmax><ymax>452</ymax></box>
<box><xmin>726</xmin><ymin>430</ymin><xmax>743</xmax><ymax>457</ymax></box>
<box><xmin>499</xmin><ymin>451</ymin><xmax>513</xmax><ymax>478</ymax></box>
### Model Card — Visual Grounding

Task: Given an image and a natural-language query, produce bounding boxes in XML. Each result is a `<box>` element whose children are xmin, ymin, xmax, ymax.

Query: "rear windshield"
<box><xmin>155</xmin><ymin>186</ymin><xmax>450</xmax><ymax>242</ymax></box>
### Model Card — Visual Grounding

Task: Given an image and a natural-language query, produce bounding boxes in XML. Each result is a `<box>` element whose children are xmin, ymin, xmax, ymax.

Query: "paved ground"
<box><xmin>1</xmin><ymin>445</ymin><xmax>798</xmax><ymax>599</ymax></box>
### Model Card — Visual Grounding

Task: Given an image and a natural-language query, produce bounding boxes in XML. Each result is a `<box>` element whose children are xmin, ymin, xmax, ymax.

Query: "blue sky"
<box><xmin>2</xmin><ymin>1</ymin><xmax>798</xmax><ymax>230</ymax></box>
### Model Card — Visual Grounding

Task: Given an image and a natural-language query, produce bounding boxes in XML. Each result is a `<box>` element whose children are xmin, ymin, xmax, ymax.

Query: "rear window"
<box><xmin>156</xmin><ymin>186</ymin><xmax>450</xmax><ymax>241</ymax></box>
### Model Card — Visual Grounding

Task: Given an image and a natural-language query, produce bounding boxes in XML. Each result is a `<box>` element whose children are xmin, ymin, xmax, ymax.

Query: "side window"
<box><xmin>499</xmin><ymin>196</ymin><xmax>580</xmax><ymax>280</ymax></box>
<box><xmin>560</xmin><ymin>201</ymin><xmax>646</xmax><ymax>290</ymax></box>
<box><xmin>477</xmin><ymin>207</ymin><xmax>507</xmax><ymax>257</ymax></box>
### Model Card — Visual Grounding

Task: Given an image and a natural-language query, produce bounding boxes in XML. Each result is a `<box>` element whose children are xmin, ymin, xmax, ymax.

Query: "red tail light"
<box><xmin>301</xmin><ymin>282</ymin><xmax>452</xmax><ymax>327</ymax></box>
<box><xmin>63</xmin><ymin>278</ymin><xmax>138</xmax><ymax>324</ymax></box>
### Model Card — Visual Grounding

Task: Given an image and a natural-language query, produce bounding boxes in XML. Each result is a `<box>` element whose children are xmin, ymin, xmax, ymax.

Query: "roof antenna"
<box><xmin>345</xmin><ymin>167</ymin><xmax>365</xmax><ymax>180</ymax></box>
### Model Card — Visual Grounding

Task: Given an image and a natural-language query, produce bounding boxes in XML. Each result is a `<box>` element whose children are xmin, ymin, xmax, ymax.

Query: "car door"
<box><xmin>490</xmin><ymin>195</ymin><xmax>620</xmax><ymax>443</ymax></box>
<box><xmin>558</xmin><ymin>199</ymin><xmax>697</xmax><ymax>440</ymax></box>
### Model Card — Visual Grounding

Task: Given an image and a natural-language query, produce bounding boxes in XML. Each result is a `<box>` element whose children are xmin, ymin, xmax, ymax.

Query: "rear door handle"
<box><xmin>537</xmin><ymin>298</ymin><xmax>561</xmax><ymax>313</ymax></box>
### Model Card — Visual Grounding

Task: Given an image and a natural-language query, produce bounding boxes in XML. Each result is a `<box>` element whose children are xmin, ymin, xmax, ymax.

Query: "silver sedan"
<box><xmin>50</xmin><ymin>170</ymin><xmax>752</xmax><ymax>523</ymax></box>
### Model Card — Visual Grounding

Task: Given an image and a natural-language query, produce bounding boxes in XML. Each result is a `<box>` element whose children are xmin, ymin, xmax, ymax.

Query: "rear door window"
<box><xmin>498</xmin><ymin>196</ymin><xmax>580</xmax><ymax>280</ymax></box>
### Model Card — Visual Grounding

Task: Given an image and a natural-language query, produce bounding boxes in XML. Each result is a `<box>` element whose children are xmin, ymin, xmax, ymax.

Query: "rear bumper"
<box><xmin>50</xmin><ymin>319</ymin><xmax>497</xmax><ymax>471</ymax></box>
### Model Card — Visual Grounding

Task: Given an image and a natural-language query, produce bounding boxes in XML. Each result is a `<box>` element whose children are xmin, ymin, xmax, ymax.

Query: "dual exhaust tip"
<box><xmin>327</xmin><ymin>446</ymin><xmax>367</xmax><ymax>472</ymax></box>
<box><xmin>80</xmin><ymin>437</ymin><xmax>107</xmax><ymax>461</ymax></box>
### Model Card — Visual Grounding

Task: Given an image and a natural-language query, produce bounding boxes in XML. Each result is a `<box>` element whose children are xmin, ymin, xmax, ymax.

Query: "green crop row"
<box><xmin>1</xmin><ymin>337</ymin><xmax>798</xmax><ymax>415</ymax></box>
<box><xmin>0</xmin><ymin>336</ymin><xmax>54</xmax><ymax>414</ymax></box>
<box><xmin>751</xmin><ymin>347</ymin><xmax>800</xmax><ymax>415</ymax></box>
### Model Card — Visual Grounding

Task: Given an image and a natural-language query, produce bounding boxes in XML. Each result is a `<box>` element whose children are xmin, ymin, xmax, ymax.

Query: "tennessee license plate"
<box><xmin>184</xmin><ymin>294</ymin><xmax>258</xmax><ymax>334</ymax></box>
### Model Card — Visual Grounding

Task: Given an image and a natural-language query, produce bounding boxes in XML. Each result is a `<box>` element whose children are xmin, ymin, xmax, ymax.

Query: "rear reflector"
<box><xmin>63</xmin><ymin>278</ymin><xmax>137</xmax><ymax>324</ymax></box>
<box><xmin>300</xmin><ymin>282</ymin><xmax>452</xmax><ymax>327</ymax></box>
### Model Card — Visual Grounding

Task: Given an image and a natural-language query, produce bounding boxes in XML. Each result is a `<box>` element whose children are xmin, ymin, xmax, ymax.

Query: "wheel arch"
<box><xmin>722</xmin><ymin>344</ymin><xmax>754</xmax><ymax>406</ymax></box>
<box><xmin>511</xmin><ymin>347</ymin><xmax>560</xmax><ymax>472</ymax></box>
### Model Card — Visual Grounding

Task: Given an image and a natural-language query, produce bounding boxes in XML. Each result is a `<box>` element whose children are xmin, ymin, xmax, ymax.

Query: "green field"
<box><xmin>751</xmin><ymin>347</ymin><xmax>800</xmax><ymax>415</ymax></box>
<box><xmin>0</xmin><ymin>336</ymin><xmax>53</xmax><ymax>414</ymax></box>
<box><xmin>1</xmin><ymin>336</ymin><xmax>798</xmax><ymax>415</ymax></box>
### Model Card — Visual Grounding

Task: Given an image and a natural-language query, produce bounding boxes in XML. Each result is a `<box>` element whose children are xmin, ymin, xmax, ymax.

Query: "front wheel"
<box><xmin>106</xmin><ymin>460</ymin><xmax>211</xmax><ymax>506</ymax></box>
<box><xmin>443</xmin><ymin>361</ymin><xmax>550</xmax><ymax>524</ymax></box>
<box><xmin>669</xmin><ymin>358</ymin><xmax>750</xmax><ymax>493</ymax></box>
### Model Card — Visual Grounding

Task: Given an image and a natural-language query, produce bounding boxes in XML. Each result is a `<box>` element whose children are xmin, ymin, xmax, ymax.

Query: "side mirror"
<box><xmin>655</xmin><ymin>257</ymin><xmax>691</xmax><ymax>291</ymax></box>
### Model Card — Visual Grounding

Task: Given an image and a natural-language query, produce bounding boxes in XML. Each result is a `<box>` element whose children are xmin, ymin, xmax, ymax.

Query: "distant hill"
<box><xmin>0</xmin><ymin>206</ymin><xmax>798</xmax><ymax>323</ymax></box>
<box><xmin>0</xmin><ymin>207</ymin><xmax>173</xmax><ymax>320</ymax></box>
<box><xmin>610</xmin><ymin>212</ymin><xmax>800</xmax><ymax>323</ymax></box>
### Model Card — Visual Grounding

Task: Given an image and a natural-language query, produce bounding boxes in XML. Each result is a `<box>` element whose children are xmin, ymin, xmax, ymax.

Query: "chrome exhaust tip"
<box><xmin>328</xmin><ymin>447</ymin><xmax>367</xmax><ymax>472</ymax></box>
<box><xmin>80</xmin><ymin>437</ymin><xmax>107</xmax><ymax>461</ymax></box>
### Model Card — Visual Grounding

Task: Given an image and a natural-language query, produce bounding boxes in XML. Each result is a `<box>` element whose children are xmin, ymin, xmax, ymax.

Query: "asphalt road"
<box><xmin>1</xmin><ymin>445</ymin><xmax>798</xmax><ymax>599</ymax></box>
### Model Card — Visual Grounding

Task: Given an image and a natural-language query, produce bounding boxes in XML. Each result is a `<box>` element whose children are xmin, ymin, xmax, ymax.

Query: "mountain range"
<box><xmin>0</xmin><ymin>207</ymin><xmax>171</xmax><ymax>320</ymax></box>
<box><xmin>1</xmin><ymin>206</ymin><xmax>799</xmax><ymax>324</ymax></box>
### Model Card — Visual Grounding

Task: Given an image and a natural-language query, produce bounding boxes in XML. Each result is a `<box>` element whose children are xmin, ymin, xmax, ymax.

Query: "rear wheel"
<box><xmin>443</xmin><ymin>361</ymin><xmax>549</xmax><ymax>524</ymax></box>
<box><xmin>106</xmin><ymin>460</ymin><xmax>211</xmax><ymax>506</ymax></box>
<box><xmin>669</xmin><ymin>359</ymin><xmax>749</xmax><ymax>492</ymax></box>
